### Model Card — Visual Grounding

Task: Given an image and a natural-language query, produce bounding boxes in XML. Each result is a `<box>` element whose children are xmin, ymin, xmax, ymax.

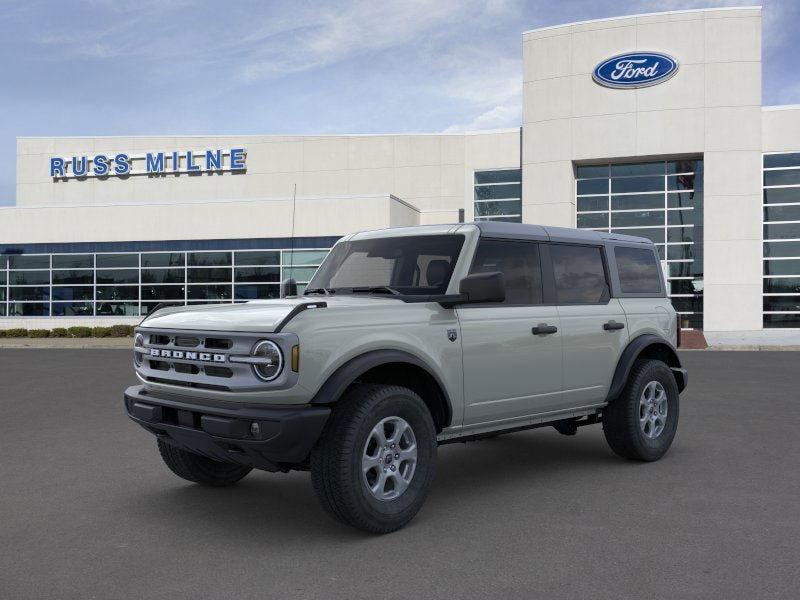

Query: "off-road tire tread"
<box><xmin>157</xmin><ymin>439</ymin><xmax>252</xmax><ymax>486</ymax></box>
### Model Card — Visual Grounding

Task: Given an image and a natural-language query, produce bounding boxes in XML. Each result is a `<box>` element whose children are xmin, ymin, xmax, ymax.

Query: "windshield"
<box><xmin>306</xmin><ymin>234</ymin><xmax>465</xmax><ymax>296</ymax></box>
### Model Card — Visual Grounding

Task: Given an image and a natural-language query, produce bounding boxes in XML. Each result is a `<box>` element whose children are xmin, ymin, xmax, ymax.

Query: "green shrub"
<box><xmin>109</xmin><ymin>324</ymin><xmax>135</xmax><ymax>337</ymax></box>
<box><xmin>28</xmin><ymin>329</ymin><xmax>51</xmax><ymax>338</ymax></box>
<box><xmin>67</xmin><ymin>326</ymin><xmax>92</xmax><ymax>338</ymax></box>
<box><xmin>4</xmin><ymin>328</ymin><xmax>28</xmax><ymax>338</ymax></box>
<box><xmin>51</xmin><ymin>328</ymin><xmax>69</xmax><ymax>338</ymax></box>
<box><xmin>91</xmin><ymin>326</ymin><xmax>113</xmax><ymax>338</ymax></box>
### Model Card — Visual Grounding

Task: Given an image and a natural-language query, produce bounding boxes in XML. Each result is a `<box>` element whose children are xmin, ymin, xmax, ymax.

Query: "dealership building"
<box><xmin>2</xmin><ymin>6</ymin><xmax>799</xmax><ymax>342</ymax></box>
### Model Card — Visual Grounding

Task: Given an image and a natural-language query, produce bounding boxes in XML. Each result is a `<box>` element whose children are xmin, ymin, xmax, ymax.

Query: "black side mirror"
<box><xmin>437</xmin><ymin>272</ymin><xmax>506</xmax><ymax>308</ymax></box>
<box><xmin>281</xmin><ymin>278</ymin><xmax>298</xmax><ymax>298</ymax></box>
<box><xmin>459</xmin><ymin>271</ymin><xmax>505</xmax><ymax>304</ymax></box>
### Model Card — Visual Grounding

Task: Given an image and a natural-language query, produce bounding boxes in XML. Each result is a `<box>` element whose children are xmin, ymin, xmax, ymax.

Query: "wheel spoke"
<box><xmin>371</xmin><ymin>470</ymin><xmax>387</xmax><ymax>495</ymax></box>
<box><xmin>371</xmin><ymin>423</ymin><xmax>387</xmax><ymax>447</ymax></box>
<box><xmin>362</xmin><ymin>454</ymin><xmax>380</xmax><ymax>474</ymax></box>
<box><xmin>389</xmin><ymin>472</ymin><xmax>409</xmax><ymax>496</ymax></box>
<box><xmin>387</xmin><ymin>420</ymin><xmax>408</xmax><ymax>445</ymax></box>
<box><xmin>398</xmin><ymin>445</ymin><xmax>417</xmax><ymax>460</ymax></box>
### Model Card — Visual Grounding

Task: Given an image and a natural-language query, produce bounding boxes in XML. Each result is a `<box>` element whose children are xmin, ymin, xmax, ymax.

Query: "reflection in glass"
<box><xmin>52</xmin><ymin>286</ymin><xmax>93</xmax><ymax>301</ymax></box>
<box><xmin>52</xmin><ymin>254</ymin><xmax>93</xmax><ymax>269</ymax></box>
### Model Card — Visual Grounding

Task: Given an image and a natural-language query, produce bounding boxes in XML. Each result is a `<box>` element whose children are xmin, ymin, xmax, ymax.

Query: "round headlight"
<box><xmin>133</xmin><ymin>333</ymin><xmax>144</xmax><ymax>367</ymax></box>
<box><xmin>251</xmin><ymin>340</ymin><xmax>283</xmax><ymax>381</ymax></box>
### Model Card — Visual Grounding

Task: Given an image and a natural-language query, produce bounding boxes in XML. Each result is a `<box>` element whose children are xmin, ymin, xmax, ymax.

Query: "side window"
<box><xmin>550</xmin><ymin>244</ymin><xmax>608</xmax><ymax>304</ymax></box>
<box><xmin>614</xmin><ymin>246</ymin><xmax>662</xmax><ymax>294</ymax></box>
<box><xmin>469</xmin><ymin>240</ymin><xmax>542</xmax><ymax>304</ymax></box>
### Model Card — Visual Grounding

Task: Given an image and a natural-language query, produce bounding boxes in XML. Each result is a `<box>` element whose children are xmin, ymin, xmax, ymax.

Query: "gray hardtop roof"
<box><xmin>473</xmin><ymin>221</ymin><xmax>652</xmax><ymax>245</ymax></box>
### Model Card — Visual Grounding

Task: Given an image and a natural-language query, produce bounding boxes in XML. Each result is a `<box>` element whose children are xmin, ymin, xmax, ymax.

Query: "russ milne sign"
<box><xmin>50</xmin><ymin>148</ymin><xmax>246</xmax><ymax>179</ymax></box>
<box><xmin>592</xmin><ymin>52</ymin><xmax>678</xmax><ymax>89</ymax></box>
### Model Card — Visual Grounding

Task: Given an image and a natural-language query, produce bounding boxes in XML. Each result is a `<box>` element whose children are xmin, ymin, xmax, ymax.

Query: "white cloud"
<box><xmin>442</xmin><ymin>102</ymin><xmax>521</xmax><ymax>132</ymax></box>
<box><xmin>236</xmin><ymin>0</ymin><xmax>478</xmax><ymax>81</ymax></box>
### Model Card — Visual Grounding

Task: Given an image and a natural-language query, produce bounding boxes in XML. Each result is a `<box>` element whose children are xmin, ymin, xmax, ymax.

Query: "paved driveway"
<box><xmin>1</xmin><ymin>350</ymin><xmax>797</xmax><ymax>599</ymax></box>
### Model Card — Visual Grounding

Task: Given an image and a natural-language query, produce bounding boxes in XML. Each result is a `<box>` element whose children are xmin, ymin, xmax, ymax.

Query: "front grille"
<box><xmin>135</xmin><ymin>327</ymin><xmax>294</xmax><ymax>392</ymax></box>
<box><xmin>204</xmin><ymin>366</ymin><xmax>233</xmax><ymax>378</ymax></box>
<box><xmin>174</xmin><ymin>363</ymin><xmax>200</xmax><ymax>375</ymax></box>
<box><xmin>205</xmin><ymin>337</ymin><xmax>233</xmax><ymax>350</ymax></box>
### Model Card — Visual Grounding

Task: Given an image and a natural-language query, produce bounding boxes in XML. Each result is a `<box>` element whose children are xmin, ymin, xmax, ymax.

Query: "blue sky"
<box><xmin>1</xmin><ymin>0</ymin><xmax>798</xmax><ymax>206</ymax></box>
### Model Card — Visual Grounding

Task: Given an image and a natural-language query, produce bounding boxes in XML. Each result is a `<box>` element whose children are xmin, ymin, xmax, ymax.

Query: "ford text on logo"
<box><xmin>592</xmin><ymin>52</ymin><xmax>678</xmax><ymax>89</ymax></box>
<box><xmin>50</xmin><ymin>148</ymin><xmax>246</xmax><ymax>179</ymax></box>
<box><xmin>150</xmin><ymin>348</ymin><xmax>227</xmax><ymax>362</ymax></box>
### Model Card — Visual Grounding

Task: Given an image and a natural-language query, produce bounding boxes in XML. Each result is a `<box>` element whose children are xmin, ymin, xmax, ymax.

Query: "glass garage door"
<box><xmin>575</xmin><ymin>159</ymin><xmax>704</xmax><ymax>330</ymax></box>
<box><xmin>763</xmin><ymin>153</ymin><xmax>800</xmax><ymax>328</ymax></box>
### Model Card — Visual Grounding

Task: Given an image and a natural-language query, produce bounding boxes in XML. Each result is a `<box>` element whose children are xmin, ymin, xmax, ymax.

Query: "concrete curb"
<box><xmin>0</xmin><ymin>338</ymin><xmax>133</xmax><ymax>349</ymax></box>
<box><xmin>704</xmin><ymin>345</ymin><xmax>800</xmax><ymax>351</ymax></box>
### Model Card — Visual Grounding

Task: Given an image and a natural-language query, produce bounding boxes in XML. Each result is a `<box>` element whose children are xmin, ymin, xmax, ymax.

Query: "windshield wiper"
<box><xmin>304</xmin><ymin>287</ymin><xmax>335</xmax><ymax>296</ymax></box>
<box><xmin>349</xmin><ymin>286</ymin><xmax>401</xmax><ymax>295</ymax></box>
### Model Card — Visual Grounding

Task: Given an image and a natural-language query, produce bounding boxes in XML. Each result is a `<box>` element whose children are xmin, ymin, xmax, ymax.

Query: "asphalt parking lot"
<box><xmin>1</xmin><ymin>350</ymin><xmax>798</xmax><ymax>599</ymax></box>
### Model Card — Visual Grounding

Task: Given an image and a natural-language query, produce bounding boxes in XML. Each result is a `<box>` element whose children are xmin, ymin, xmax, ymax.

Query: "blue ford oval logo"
<box><xmin>593</xmin><ymin>52</ymin><xmax>678</xmax><ymax>89</ymax></box>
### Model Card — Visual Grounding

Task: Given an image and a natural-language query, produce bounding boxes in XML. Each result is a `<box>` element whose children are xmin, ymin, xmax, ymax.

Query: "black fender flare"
<box><xmin>606</xmin><ymin>334</ymin><xmax>686</xmax><ymax>402</ymax></box>
<box><xmin>309</xmin><ymin>349</ymin><xmax>453</xmax><ymax>427</ymax></box>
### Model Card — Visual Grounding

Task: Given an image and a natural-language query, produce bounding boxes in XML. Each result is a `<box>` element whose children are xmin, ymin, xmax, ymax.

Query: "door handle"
<box><xmin>532</xmin><ymin>323</ymin><xmax>558</xmax><ymax>335</ymax></box>
<box><xmin>603</xmin><ymin>320</ymin><xmax>625</xmax><ymax>331</ymax></box>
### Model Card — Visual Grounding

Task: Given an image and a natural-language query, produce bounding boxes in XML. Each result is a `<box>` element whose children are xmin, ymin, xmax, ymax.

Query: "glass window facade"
<box><xmin>576</xmin><ymin>159</ymin><xmax>704</xmax><ymax>329</ymax></box>
<box><xmin>763</xmin><ymin>153</ymin><xmax>800</xmax><ymax>328</ymax></box>
<box><xmin>0</xmin><ymin>246</ymin><xmax>329</xmax><ymax>318</ymax></box>
<box><xmin>474</xmin><ymin>169</ymin><xmax>522</xmax><ymax>223</ymax></box>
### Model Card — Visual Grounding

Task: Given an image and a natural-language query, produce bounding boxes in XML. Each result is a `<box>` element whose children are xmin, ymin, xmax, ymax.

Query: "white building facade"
<box><xmin>2</xmin><ymin>6</ymin><xmax>799</xmax><ymax>338</ymax></box>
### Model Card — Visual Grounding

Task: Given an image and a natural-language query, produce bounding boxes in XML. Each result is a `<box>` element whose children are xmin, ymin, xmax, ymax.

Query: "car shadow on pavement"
<box><xmin>124</xmin><ymin>428</ymin><xmax>627</xmax><ymax>541</ymax></box>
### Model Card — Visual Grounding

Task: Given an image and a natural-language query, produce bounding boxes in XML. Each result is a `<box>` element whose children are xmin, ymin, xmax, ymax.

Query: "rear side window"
<box><xmin>614</xmin><ymin>246</ymin><xmax>663</xmax><ymax>294</ymax></box>
<box><xmin>550</xmin><ymin>244</ymin><xmax>608</xmax><ymax>304</ymax></box>
<box><xmin>470</xmin><ymin>240</ymin><xmax>542</xmax><ymax>304</ymax></box>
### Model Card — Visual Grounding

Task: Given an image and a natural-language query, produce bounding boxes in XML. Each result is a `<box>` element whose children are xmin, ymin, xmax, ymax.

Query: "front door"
<box><xmin>458</xmin><ymin>239</ymin><xmax>563</xmax><ymax>428</ymax></box>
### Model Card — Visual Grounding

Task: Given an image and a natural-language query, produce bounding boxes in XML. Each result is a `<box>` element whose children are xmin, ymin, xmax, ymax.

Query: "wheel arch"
<box><xmin>309</xmin><ymin>349</ymin><xmax>453</xmax><ymax>433</ymax></box>
<box><xmin>606</xmin><ymin>335</ymin><xmax>686</xmax><ymax>402</ymax></box>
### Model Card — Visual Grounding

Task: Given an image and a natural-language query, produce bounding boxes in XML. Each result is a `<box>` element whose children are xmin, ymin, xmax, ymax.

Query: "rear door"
<box><xmin>458</xmin><ymin>239</ymin><xmax>563</xmax><ymax>427</ymax></box>
<box><xmin>546</xmin><ymin>243</ymin><xmax>629</xmax><ymax>408</ymax></box>
<box><xmin>611</xmin><ymin>244</ymin><xmax>675</xmax><ymax>343</ymax></box>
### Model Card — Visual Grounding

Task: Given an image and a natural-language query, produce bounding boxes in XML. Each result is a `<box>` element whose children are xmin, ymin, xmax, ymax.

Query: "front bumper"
<box><xmin>124</xmin><ymin>385</ymin><xmax>330</xmax><ymax>471</ymax></box>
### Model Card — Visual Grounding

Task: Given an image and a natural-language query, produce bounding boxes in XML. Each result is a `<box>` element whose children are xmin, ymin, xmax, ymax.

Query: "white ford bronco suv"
<box><xmin>125</xmin><ymin>222</ymin><xmax>687</xmax><ymax>533</ymax></box>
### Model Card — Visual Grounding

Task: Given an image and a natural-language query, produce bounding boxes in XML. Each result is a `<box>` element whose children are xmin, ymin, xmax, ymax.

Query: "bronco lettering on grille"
<box><xmin>149</xmin><ymin>348</ymin><xmax>226</xmax><ymax>362</ymax></box>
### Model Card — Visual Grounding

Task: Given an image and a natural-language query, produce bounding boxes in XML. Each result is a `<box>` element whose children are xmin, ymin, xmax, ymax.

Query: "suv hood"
<box><xmin>139</xmin><ymin>296</ymin><xmax>400</xmax><ymax>333</ymax></box>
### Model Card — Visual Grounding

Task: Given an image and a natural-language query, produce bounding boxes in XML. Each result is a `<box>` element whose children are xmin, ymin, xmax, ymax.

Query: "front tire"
<box><xmin>311</xmin><ymin>384</ymin><xmax>437</xmax><ymax>534</ymax></box>
<box><xmin>157</xmin><ymin>439</ymin><xmax>252</xmax><ymax>486</ymax></box>
<box><xmin>602</xmin><ymin>359</ymin><xmax>679</xmax><ymax>461</ymax></box>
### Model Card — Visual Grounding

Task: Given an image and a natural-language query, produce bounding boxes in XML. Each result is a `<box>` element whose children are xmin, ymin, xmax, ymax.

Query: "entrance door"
<box><xmin>458</xmin><ymin>239</ymin><xmax>563</xmax><ymax>428</ymax></box>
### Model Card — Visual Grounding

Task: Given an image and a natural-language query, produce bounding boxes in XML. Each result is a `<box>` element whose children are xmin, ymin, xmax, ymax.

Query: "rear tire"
<box><xmin>157</xmin><ymin>439</ymin><xmax>252</xmax><ymax>486</ymax></box>
<box><xmin>602</xmin><ymin>359</ymin><xmax>679</xmax><ymax>461</ymax></box>
<box><xmin>311</xmin><ymin>384</ymin><xmax>437</xmax><ymax>534</ymax></box>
